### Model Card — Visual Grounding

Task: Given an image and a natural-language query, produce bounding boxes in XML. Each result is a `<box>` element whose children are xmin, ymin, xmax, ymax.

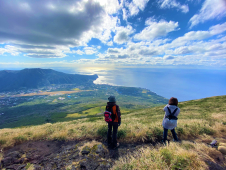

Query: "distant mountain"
<box><xmin>0</xmin><ymin>68</ymin><xmax>98</xmax><ymax>92</ymax></box>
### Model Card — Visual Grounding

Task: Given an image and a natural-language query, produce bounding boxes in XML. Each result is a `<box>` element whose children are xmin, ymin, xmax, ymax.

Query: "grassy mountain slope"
<box><xmin>0</xmin><ymin>84</ymin><xmax>167</xmax><ymax>129</ymax></box>
<box><xmin>0</xmin><ymin>95</ymin><xmax>226</xmax><ymax>169</ymax></box>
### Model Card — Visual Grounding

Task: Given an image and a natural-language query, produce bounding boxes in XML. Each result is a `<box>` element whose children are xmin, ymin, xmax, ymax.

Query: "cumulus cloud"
<box><xmin>123</xmin><ymin>0</ymin><xmax>149</xmax><ymax>20</ymax></box>
<box><xmin>139</xmin><ymin>49</ymin><xmax>158</xmax><ymax>56</ymax></box>
<box><xmin>118</xmin><ymin>54</ymin><xmax>129</xmax><ymax>59</ymax></box>
<box><xmin>134</xmin><ymin>19</ymin><xmax>179</xmax><ymax>41</ymax></box>
<box><xmin>189</xmin><ymin>0</ymin><xmax>226</xmax><ymax>28</ymax></box>
<box><xmin>0</xmin><ymin>0</ymin><xmax>119</xmax><ymax>58</ymax></box>
<box><xmin>113</xmin><ymin>25</ymin><xmax>134</xmax><ymax>44</ymax></box>
<box><xmin>163</xmin><ymin>55</ymin><xmax>174</xmax><ymax>60</ymax></box>
<box><xmin>158</xmin><ymin>0</ymin><xmax>189</xmax><ymax>13</ymax></box>
<box><xmin>108</xmin><ymin>48</ymin><xmax>120</xmax><ymax>53</ymax></box>
<box><xmin>83</xmin><ymin>47</ymin><xmax>98</xmax><ymax>55</ymax></box>
<box><xmin>170</xmin><ymin>22</ymin><xmax>226</xmax><ymax>47</ymax></box>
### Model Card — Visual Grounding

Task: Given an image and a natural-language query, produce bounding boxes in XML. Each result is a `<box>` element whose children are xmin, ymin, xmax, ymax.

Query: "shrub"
<box><xmin>181</xmin><ymin>143</ymin><xmax>195</xmax><ymax>150</ymax></box>
<box><xmin>146</xmin><ymin>131</ymin><xmax>153</xmax><ymax>140</ymax></box>
<box><xmin>0</xmin><ymin>139</ymin><xmax>6</xmax><ymax>145</ymax></box>
<box><xmin>171</xmin><ymin>155</ymin><xmax>191</xmax><ymax>170</ymax></box>
<box><xmin>25</xmin><ymin>132</ymin><xmax>33</xmax><ymax>137</ymax></box>
<box><xmin>53</xmin><ymin>135</ymin><xmax>66</xmax><ymax>141</ymax></box>
<box><xmin>97</xmin><ymin>125</ymin><xmax>108</xmax><ymax>138</ymax></box>
<box><xmin>177</xmin><ymin>127</ymin><xmax>184</xmax><ymax>136</ymax></box>
<box><xmin>152</xmin><ymin>127</ymin><xmax>163</xmax><ymax>140</ymax></box>
<box><xmin>115</xmin><ymin>164</ymin><xmax>134</xmax><ymax>170</ymax></box>
<box><xmin>160</xmin><ymin>148</ymin><xmax>173</xmax><ymax>166</ymax></box>
<box><xmin>46</xmin><ymin>126</ymin><xmax>55</xmax><ymax>134</ymax></box>
<box><xmin>13</xmin><ymin>135</ymin><xmax>27</xmax><ymax>143</ymax></box>
<box><xmin>68</xmin><ymin>129</ymin><xmax>75</xmax><ymax>135</ymax></box>
<box><xmin>199</xmin><ymin>127</ymin><xmax>215</xmax><ymax>135</ymax></box>
<box><xmin>117</xmin><ymin>129</ymin><xmax>127</xmax><ymax>139</ymax></box>
<box><xmin>223</xmin><ymin>122</ymin><xmax>226</xmax><ymax>125</ymax></box>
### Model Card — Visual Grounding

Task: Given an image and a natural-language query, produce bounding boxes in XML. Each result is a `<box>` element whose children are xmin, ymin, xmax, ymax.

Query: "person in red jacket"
<box><xmin>106</xmin><ymin>96</ymin><xmax>121</xmax><ymax>149</ymax></box>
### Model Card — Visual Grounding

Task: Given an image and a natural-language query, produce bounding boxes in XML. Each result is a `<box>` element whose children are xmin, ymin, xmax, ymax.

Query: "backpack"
<box><xmin>166</xmin><ymin>107</ymin><xmax>178</xmax><ymax>120</ymax></box>
<box><xmin>104</xmin><ymin>105</ymin><xmax>116</xmax><ymax>123</ymax></box>
<box><xmin>104</xmin><ymin>110</ymin><xmax>112</xmax><ymax>123</ymax></box>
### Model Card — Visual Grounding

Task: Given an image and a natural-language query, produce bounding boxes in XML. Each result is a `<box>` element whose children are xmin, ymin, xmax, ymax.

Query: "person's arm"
<box><xmin>163</xmin><ymin>105</ymin><xmax>168</xmax><ymax>118</ymax></box>
<box><xmin>117</xmin><ymin>105</ymin><xmax>121</xmax><ymax>125</ymax></box>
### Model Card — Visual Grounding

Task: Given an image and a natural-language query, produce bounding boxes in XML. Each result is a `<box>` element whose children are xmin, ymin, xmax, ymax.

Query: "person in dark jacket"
<box><xmin>106</xmin><ymin>96</ymin><xmax>121</xmax><ymax>149</ymax></box>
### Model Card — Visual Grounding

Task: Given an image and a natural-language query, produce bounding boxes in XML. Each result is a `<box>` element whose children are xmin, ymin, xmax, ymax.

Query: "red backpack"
<box><xmin>104</xmin><ymin>110</ymin><xmax>112</xmax><ymax>123</ymax></box>
<box><xmin>104</xmin><ymin>105</ymin><xmax>115</xmax><ymax>123</ymax></box>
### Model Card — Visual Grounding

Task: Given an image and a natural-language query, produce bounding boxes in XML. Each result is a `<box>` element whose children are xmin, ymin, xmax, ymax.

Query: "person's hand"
<box><xmin>118</xmin><ymin>122</ymin><xmax>121</xmax><ymax>126</ymax></box>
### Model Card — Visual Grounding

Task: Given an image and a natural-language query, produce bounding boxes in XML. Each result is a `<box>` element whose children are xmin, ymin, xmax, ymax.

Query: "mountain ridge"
<box><xmin>0</xmin><ymin>68</ymin><xmax>98</xmax><ymax>92</ymax></box>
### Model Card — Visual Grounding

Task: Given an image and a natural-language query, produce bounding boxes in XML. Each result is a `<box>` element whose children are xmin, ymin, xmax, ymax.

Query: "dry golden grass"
<box><xmin>77</xmin><ymin>140</ymin><xmax>102</xmax><ymax>152</ymax></box>
<box><xmin>111</xmin><ymin>142</ymin><xmax>208</xmax><ymax>170</ymax></box>
<box><xmin>0</xmin><ymin>96</ymin><xmax>226</xmax><ymax>152</ymax></box>
<box><xmin>0</xmin><ymin>96</ymin><xmax>226</xmax><ymax>170</ymax></box>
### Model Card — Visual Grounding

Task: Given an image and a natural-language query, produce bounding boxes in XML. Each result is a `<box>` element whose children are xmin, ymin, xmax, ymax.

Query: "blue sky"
<box><xmin>0</xmin><ymin>0</ymin><xmax>226</xmax><ymax>73</ymax></box>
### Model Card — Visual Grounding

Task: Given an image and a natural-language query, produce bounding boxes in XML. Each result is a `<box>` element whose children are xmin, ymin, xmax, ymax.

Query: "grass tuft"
<box><xmin>13</xmin><ymin>135</ymin><xmax>27</xmax><ymax>144</ymax></box>
<box><xmin>97</xmin><ymin>125</ymin><xmax>108</xmax><ymax>138</ymax></box>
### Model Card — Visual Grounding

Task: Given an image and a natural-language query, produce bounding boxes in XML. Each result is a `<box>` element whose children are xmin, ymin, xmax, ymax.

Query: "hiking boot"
<box><xmin>112</xmin><ymin>143</ymin><xmax>120</xmax><ymax>150</ymax></box>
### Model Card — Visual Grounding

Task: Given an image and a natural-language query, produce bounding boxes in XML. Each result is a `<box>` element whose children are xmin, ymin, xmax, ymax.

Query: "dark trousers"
<box><xmin>163</xmin><ymin>128</ymin><xmax>178</xmax><ymax>143</ymax></box>
<box><xmin>107</xmin><ymin>122</ymin><xmax>118</xmax><ymax>147</ymax></box>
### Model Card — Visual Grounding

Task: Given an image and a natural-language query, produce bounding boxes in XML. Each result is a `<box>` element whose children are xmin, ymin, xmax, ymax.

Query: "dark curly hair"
<box><xmin>169</xmin><ymin>97</ymin><xmax>178</xmax><ymax>106</ymax></box>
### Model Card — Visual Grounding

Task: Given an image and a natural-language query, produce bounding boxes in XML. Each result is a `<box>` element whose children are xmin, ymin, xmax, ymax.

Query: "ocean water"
<box><xmin>89</xmin><ymin>68</ymin><xmax>226</xmax><ymax>102</ymax></box>
<box><xmin>58</xmin><ymin>67</ymin><xmax>226</xmax><ymax>102</ymax></box>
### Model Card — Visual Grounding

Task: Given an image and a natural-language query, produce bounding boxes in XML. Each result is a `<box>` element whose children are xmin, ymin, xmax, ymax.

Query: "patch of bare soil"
<box><xmin>0</xmin><ymin>139</ymin><xmax>225</xmax><ymax>170</ymax></box>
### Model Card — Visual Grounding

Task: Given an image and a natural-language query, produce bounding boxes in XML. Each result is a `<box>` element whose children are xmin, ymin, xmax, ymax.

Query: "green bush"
<box><xmin>68</xmin><ymin>129</ymin><xmax>75</xmax><ymax>135</ymax></box>
<box><xmin>115</xmin><ymin>164</ymin><xmax>134</xmax><ymax>170</ymax></box>
<box><xmin>0</xmin><ymin>139</ymin><xmax>6</xmax><ymax>145</ymax></box>
<box><xmin>97</xmin><ymin>125</ymin><xmax>108</xmax><ymax>138</ymax></box>
<box><xmin>53</xmin><ymin>136</ymin><xmax>66</xmax><ymax>141</ymax></box>
<box><xmin>25</xmin><ymin>132</ymin><xmax>33</xmax><ymax>137</ymax></box>
<box><xmin>117</xmin><ymin>129</ymin><xmax>127</xmax><ymax>139</ymax></box>
<box><xmin>171</xmin><ymin>155</ymin><xmax>191</xmax><ymax>170</ymax></box>
<box><xmin>160</xmin><ymin>148</ymin><xmax>173</xmax><ymax>166</ymax></box>
<box><xmin>181</xmin><ymin>143</ymin><xmax>195</xmax><ymax>150</ymax></box>
<box><xmin>199</xmin><ymin>127</ymin><xmax>215</xmax><ymax>135</ymax></box>
<box><xmin>223</xmin><ymin>122</ymin><xmax>226</xmax><ymax>125</ymax></box>
<box><xmin>177</xmin><ymin>127</ymin><xmax>184</xmax><ymax>135</ymax></box>
<box><xmin>152</xmin><ymin>127</ymin><xmax>163</xmax><ymax>139</ymax></box>
<box><xmin>13</xmin><ymin>135</ymin><xmax>27</xmax><ymax>143</ymax></box>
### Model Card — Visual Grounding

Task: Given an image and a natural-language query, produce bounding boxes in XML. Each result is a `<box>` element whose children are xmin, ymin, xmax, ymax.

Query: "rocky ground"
<box><xmin>0</xmin><ymin>139</ymin><xmax>147</xmax><ymax>170</ymax></box>
<box><xmin>0</xmin><ymin>139</ymin><xmax>226</xmax><ymax>170</ymax></box>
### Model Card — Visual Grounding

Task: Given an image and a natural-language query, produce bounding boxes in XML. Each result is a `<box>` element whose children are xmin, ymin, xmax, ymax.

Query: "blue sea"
<box><xmin>60</xmin><ymin>67</ymin><xmax>226</xmax><ymax>102</ymax></box>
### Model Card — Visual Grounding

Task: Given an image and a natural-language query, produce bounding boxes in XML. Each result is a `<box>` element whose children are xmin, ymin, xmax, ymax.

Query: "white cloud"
<box><xmin>209</xmin><ymin>22</ymin><xmax>226</xmax><ymax>35</ymax></box>
<box><xmin>107</xmin><ymin>41</ymin><xmax>113</xmax><ymax>46</ymax></box>
<box><xmin>95</xmin><ymin>0</ymin><xmax>121</xmax><ymax>14</ymax></box>
<box><xmin>189</xmin><ymin>0</ymin><xmax>226</xmax><ymax>28</ymax></box>
<box><xmin>170</xmin><ymin>22</ymin><xmax>226</xmax><ymax>48</ymax></box>
<box><xmin>113</xmin><ymin>25</ymin><xmax>134</xmax><ymax>44</ymax></box>
<box><xmin>163</xmin><ymin>55</ymin><xmax>174</xmax><ymax>60</ymax></box>
<box><xmin>83</xmin><ymin>47</ymin><xmax>97</xmax><ymax>55</ymax></box>
<box><xmin>0</xmin><ymin>45</ymin><xmax>20</xmax><ymax>56</ymax></box>
<box><xmin>0</xmin><ymin>0</ymin><xmax>120</xmax><ymax>58</ymax></box>
<box><xmin>134</xmin><ymin>19</ymin><xmax>179</xmax><ymax>41</ymax></box>
<box><xmin>158</xmin><ymin>0</ymin><xmax>189</xmax><ymax>13</ymax></box>
<box><xmin>123</xmin><ymin>0</ymin><xmax>149</xmax><ymax>20</ymax></box>
<box><xmin>72</xmin><ymin>50</ymin><xmax>84</xmax><ymax>55</ymax></box>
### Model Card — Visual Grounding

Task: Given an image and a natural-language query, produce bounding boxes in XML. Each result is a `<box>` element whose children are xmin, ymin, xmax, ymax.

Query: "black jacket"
<box><xmin>106</xmin><ymin>102</ymin><xmax>121</xmax><ymax>124</ymax></box>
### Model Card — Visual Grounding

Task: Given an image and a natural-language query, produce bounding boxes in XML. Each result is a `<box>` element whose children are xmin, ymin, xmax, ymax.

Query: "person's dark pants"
<box><xmin>163</xmin><ymin>128</ymin><xmax>178</xmax><ymax>143</ymax></box>
<box><xmin>107</xmin><ymin>122</ymin><xmax>118</xmax><ymax>147</ymax></box>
